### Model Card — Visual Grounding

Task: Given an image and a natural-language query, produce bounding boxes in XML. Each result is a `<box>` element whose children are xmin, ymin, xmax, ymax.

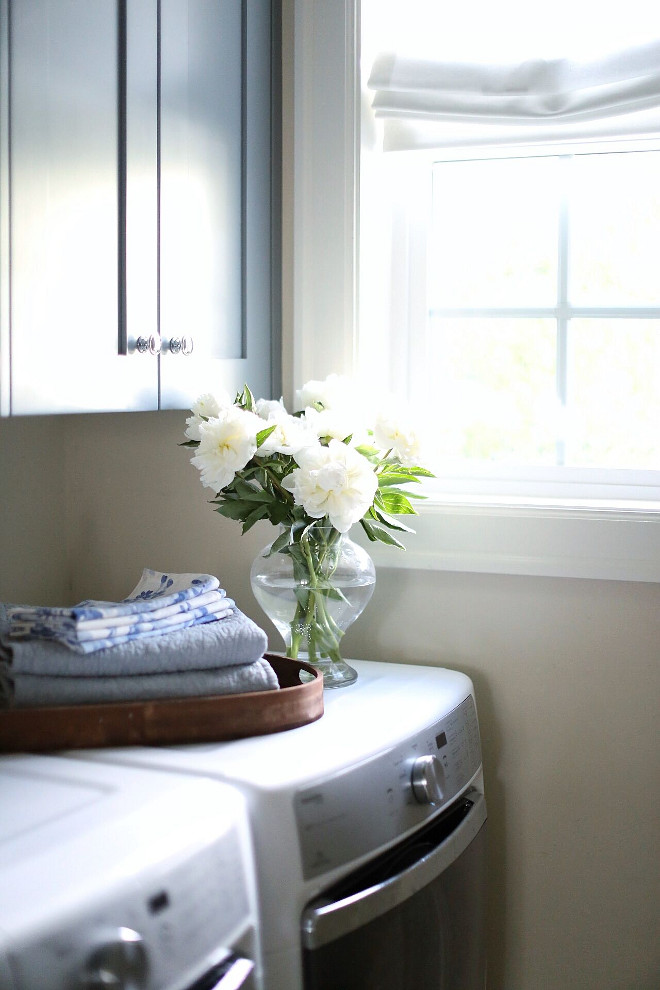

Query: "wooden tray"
<box><xmin>0</xmin><ymin>654</ymin><xmax>323</xmax><ymax>753</ymax></box>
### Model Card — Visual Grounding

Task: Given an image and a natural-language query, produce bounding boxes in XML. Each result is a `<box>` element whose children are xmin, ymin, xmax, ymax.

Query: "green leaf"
<box><xmin>317</xmin><ymin>585</ymin><xmax>349</xmax><ymax>604</ymax></box>
<box><xmin>234</xmin><ymin>478</ymin><xmax>271</xmax><ymax>503</ymax></box>
<box><xmin>266</xmin><ymin>501</ymin><xmax>293</xmax><ymax>526</ymax></box>
<box><xmin>372</xmin><ymin>505</ymin><xmax>416</xmax><ymax>533</ymax></box>
<box><xmin>360</xmin><ymin>518</ymin><xmax>379</xmax><ymax>542</ymax></box>
<box><xmin>407</xmin><ymin>466</ymin><xmax>436</xmax><ymax>478</ymax></box>
<box><xmin>213</xmin><ymin>499</ymin><xmax>255</xmax><ymax>521</ymax></box>
<box><xmin>241</xmin><ymin>503</ymin><xmax>269</xmax><ymax>533</ymax></box>
<box><xmin>179</xmin><ymin>439</ymin><xmax>199</xmax><ymax>448</ymax></box>
<box><xmin>355</xmin><ymin>444</ymin><xmax>380</xmax><ymax>458</ymax></box>
<box><xmin>377</xmin><ymin>483</ymin><xmax>426</xmax><ymax>502</ymax></box>
<box><xmin>377</xmin><ymin>471</ymin><xmax>422</xmax><ymax>487</ymax></box>
<box><xmin>360</xmin><ymin>518</ymin><xmax>406</xmax><ymax>549</ymax></box>
<box><xmin>256</xmin><ymin>424</ymin><xmax>277</xmax><ymax>449</ymax></box>
<box><xmin>294</xmin><ymin>586</ymin><xmax>310</xmax><ymax>609</ymax></box>
<box><xmin>394</xmin><ymin>488</ymin><xmax>427</xmax><ymax>499</ymax></box>
<box><xmin>265</xmin><ymin>529</ymin><xmax>293</xmax><ymax>556</ymax></box>
<box><xmin>378</xmin><ymin>490</ymin><xmax>417</xmax><ymax>515</ymax></box>
<box><xmin>241</xmin><ymin>384</ymin><xmax>256</xmax><ymax>411</ymax></box>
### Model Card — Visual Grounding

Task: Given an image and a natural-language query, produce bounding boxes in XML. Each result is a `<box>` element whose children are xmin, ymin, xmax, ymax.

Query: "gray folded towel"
<box><xmin>3</xmin><ymin>656</ymin><xmax>279</xmax><ymax>708</ymax></box>
<box><xmin>0</xmin><ymin>602</ymin><xmax>268</xmax><ymax>677</ymax></box>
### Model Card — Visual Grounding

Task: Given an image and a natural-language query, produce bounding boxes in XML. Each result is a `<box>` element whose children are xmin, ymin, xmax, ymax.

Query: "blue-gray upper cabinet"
<box><xmin>0</xmin><ymin>0</ymin><xmax>278</xmax><ymax>416</ymax></box>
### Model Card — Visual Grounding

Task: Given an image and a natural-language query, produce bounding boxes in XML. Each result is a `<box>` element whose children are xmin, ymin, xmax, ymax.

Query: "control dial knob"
<box><xmin>411</xmin><ymin>754</ymin><xmax>445</xmax><ymax>805</ymax></box>
<box><xmin>79</xmin><ymin>927</ymin><xmax>148</xmax><ymax>989</ymax></box>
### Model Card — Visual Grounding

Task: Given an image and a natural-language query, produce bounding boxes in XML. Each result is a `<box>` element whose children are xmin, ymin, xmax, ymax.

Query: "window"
<box><xmin>360</xmin><ymin>149</ymin><xmax>660</xmax><ymax>495</ymax></box>
<box><xmin>286</xmin><ymin>0</ymin><xmax>660</xmax><ymax>579</ymax></box>
<box><xmin>359</xmin><ymin>2</ymin><xmax>660</xmax><ymax>503</ymax></box>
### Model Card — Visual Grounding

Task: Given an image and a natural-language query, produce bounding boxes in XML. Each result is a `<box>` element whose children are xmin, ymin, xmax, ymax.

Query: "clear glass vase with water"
<box><xmin>250</xmin><ymin>525</ymin><xmax>376</xmax><ymax>688</ymax></box>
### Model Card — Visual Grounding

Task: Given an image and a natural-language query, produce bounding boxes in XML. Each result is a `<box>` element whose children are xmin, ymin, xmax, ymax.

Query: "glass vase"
<box><xmin>250</xmin><ymin>525</ymin><xmax>376</xmax><ymax>688</ymax></box>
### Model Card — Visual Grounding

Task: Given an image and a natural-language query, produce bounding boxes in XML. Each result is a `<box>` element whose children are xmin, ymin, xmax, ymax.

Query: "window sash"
<box><xmin>358</xmin><ymin>147</ymin><xmax>660</xmax><ymax>498</ymax></box>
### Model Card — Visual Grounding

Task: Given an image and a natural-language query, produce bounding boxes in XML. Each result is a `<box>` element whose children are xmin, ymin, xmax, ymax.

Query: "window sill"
<box><xmin>354</xmin><ymin>497</ymin><xmax>660</xmax><ymax>583</ymax></box>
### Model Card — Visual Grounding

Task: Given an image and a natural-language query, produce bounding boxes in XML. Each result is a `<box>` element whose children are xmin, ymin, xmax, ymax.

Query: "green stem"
<box><xmin>251</xmin><ymin>458</ymin><xmax>296</xmax><ymax>504</ymax></box>
<box><xmin>302</xmin><ymin>531</ymin><xmax>343</xmax><ymax>662</ymax></box>
<box><xmin>286</xmin><ymin>526</ymin><xmax>345</xmax><ymax>664</ymax></box>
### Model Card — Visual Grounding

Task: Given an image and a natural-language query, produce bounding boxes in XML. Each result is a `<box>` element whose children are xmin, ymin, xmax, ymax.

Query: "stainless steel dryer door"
<box><xmin>301</xmin><ymin>791</ymin><xmax>487</xmax><ymax>990</ymax></box>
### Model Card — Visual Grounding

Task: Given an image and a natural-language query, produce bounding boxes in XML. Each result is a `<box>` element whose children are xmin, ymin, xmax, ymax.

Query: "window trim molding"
<box><xmin>286</xmin><ymin>0</ymin><xmax>660</xmax><ymax>583</ymax></box>
<box><xmin>282</xmin><ymin>0</ymin><xmax>360</xmax><ymax>402</ymax></box>
<box><xmin>355</xmin><ymin>500</ymin><xmax>660</xmax><ymax>583</ymax></box>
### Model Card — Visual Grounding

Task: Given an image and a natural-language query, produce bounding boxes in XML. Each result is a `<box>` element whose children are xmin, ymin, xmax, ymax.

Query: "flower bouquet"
<box><xmin>183</xmin><ymin>374</ymin><xmax>432</xmax><ymax>687</ymax></box>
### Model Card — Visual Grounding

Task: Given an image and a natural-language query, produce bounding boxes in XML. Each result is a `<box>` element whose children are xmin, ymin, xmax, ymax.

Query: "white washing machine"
<box><xmin>69</xmin><ymin>659</ymin><xmax>488</xmax><ymax>990</ymax></box>
<box><xmin>0</xmin><ymin>753</ymin><xmax>257</xmax><ymax>989</ymax></box>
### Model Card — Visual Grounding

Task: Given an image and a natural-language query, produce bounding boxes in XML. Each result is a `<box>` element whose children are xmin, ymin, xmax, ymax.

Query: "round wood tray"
<box><xmin>0</xmin><ymin>654</ymin><xmax>323</xmax><ymax>753</ymax></box>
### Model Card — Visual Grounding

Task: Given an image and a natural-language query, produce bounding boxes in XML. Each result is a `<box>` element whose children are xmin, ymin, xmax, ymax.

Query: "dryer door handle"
<box><xmin>301</xmin><ymin>791</ymin><xmax>487</xmax><ymax>950</ymax></box>
<box><xmin>188</xmin><ymin>955</ymin><xmax>255</xmax><ymax>990</ymax></box>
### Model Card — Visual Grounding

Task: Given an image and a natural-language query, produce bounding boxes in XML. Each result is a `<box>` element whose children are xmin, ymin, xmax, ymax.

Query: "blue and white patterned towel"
<box><xmin>6</xmin><ymin>569</ymin><xmax>233</xmax><ymax>654</ymax></box>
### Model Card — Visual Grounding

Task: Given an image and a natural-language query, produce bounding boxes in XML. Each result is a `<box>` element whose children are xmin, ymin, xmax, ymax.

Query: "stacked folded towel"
<box><xmin>0</xmin><ymin>569</ymin><xmax>278</xmax><ymax>708</ymax></box>
<box><xmin>6</xmin><ymin>568</ymin><xmax>234</xmax><ymax>654</ymax></box>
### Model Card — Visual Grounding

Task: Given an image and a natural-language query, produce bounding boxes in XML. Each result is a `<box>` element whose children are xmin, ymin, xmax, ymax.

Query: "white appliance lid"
<box><xmin>0</xmin><ymin>754</ymin><xmax>254</xmax><ymax>943</ymax></box>
<box><xmin>0</xmin><ymin>762</ymin><xmax>106</xmax><ymax>845</ymax></box>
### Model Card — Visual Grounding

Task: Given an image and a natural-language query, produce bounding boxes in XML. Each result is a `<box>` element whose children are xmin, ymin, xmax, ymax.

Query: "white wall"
<box><xmin>1</xmin><ymin>410</ymin><xmax>658</xmax><ymax>989</ymax></box>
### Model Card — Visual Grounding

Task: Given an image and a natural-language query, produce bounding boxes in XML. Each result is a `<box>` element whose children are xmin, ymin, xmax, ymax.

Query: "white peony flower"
<box><xmin>255</xmin><ymin>397</ymin><xmax>287</xmax><ymax>420</ymax></box>
<box><xmin>302</xmin><ymin>407</ymin><xmax>352</xmax><ymax>443</ymax></box>
<box><xmin>283</xmin><ymin>439</ymin><xmax>378</xmax><ymax>533</ymax></box>
<box><xmin>297</xmin><ymin>373</ymin><xmax>351</xmax><ymax>411</ymax></box>
<box><xmin>303</xmin><ymin>406</ymin><xmax>371</xmax><ymax>447</ymax></box>
<box><xmin>258</xmin><ymin>413</ymin><xmax>320</xmax><ymax>458</ymax></box>
<box><xmin>373</xmin><ymin>408</ymin><xmax>427</xmax><ymax>465</ymax></box>
<box><xmin>191</xmin><ymin>409</ymin><xmax>260</xmax><ymax>490</ymax></box>
<box><xmin>185</xmin><ymin>390</ymin><xmax>233</xmax><ymax>441</ymax></box>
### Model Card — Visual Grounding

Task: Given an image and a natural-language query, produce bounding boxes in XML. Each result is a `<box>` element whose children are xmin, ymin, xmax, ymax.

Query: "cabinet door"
<box><xmin>1</xmin><ymin>0</ymin><xmax>158</xmax><ymax>415</ymax></box>
<box><xmin>159</xmin><ymin>0</ymin><xmax>276</xmax><ymax>406</ymax></box>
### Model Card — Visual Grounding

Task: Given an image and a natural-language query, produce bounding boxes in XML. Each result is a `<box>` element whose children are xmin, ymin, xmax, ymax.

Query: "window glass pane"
<box><xmin>430</xmin><ymin>158</ymin><xmax>559</xmax><ymax>308</ymax></box>
<box><xmin>426</xmin><ymin>318</ymin><xmax>557</xmax><ymax>464</ymax></box>
<box><xmin>567</xmin><ymin>319</ymin><xmax>660</xmax><ymax>468</ymax></box>
<box><xmin>569</xmin><ymin>152</ymin><xmax>660</xmax><ymax>306</ymax></box>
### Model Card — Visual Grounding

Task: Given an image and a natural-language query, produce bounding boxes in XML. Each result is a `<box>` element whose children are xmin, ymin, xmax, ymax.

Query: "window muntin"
<box><xmin>415</xmin><ymin>149</ymin><xmax>660</xmax><ymax>489</ymax></box>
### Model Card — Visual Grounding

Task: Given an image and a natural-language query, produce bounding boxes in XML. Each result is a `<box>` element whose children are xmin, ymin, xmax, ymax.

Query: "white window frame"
<box><xmin>283</xmin><ymin>0</ymin><xmax>660</xmax><ymax>582</ymax></box>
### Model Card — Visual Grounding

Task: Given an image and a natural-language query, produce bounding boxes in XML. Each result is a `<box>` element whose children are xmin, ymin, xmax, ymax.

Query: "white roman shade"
<box><xmin>368</xmin><ymin>40</ymin><xmax>660</xmax><ymax>151</ymax></box>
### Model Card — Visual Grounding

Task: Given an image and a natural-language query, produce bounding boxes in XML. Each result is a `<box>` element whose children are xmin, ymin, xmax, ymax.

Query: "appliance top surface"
<box><xmin>0</xmin><ymin>754</ymin><xmax>250</xmax><ymax>930</ymax></box>
<box><xmin>77</xmin><ymin>659</ymin><xmax>476</xmax><ymax>791</ymax></box>
<box><xmin>0</xmin><ymin>753</ymin><xmax>245</xmax><ymax>849</ymax></box>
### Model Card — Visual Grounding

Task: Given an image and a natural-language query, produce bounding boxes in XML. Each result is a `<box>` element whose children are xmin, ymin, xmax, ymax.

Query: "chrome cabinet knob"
<box><xmin>79</xmin><ymin>927</ymin><xmax>148</xmax><ymax>990</ymax></box>
<box><xmin>411</xmin><ymin>754</ymin><xmax>445</xmax><ymax>805</ymax></box>
<box><xmin>167</xmin><ymin>336</ymin><xmax>194</xmax><ymax>355</ymax></box>
<box><xmin>135</xmin><ymin>335</ymin><xmax>161</xmax><ymax>355</ymax></box>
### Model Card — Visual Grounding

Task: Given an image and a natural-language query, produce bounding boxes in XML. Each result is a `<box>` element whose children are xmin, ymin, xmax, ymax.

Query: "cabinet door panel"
<box><xmin>6</xmin><ymin>0</ymin><xmax>158</xmax><ymax>415</ymax></box>
<box><xmin>159</xmin><ymin>0</ymin><xmax>274</xmax><ymax>406</ymax></box>
<box><xmin>124</xmin><ymin>0</ymin><xmax>159</xmax><ymax>358</ymax></box>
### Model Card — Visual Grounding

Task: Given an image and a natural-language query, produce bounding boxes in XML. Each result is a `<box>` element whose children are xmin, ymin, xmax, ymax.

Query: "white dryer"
<box><xmin>0</xmin><ymin>753</ymin><xmax>257</xmax><ymax>989</ymax></box>
<box><xmin>68</xmin><ymin>659</ymin><xmax>487</xmax><ymax>990</ymax></box>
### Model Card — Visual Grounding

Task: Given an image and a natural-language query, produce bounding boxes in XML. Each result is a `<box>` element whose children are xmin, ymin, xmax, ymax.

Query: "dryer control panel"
<box><xmin>294</xmin><ymin>694</ymin><xmax>482</xmax><ymax>879</ymax></box>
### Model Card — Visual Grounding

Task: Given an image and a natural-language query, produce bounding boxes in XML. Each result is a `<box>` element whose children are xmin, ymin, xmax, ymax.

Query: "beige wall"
<box><xmin>1</xmin><ymin>410</ymin><xmax>658</xmax><ymax>989</ymax></box>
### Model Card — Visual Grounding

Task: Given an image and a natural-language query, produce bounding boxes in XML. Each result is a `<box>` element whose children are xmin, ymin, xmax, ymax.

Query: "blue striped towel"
<box><xmin>6</xmin><ymin>569</ymin><xmax>234</xmax><ymax>654</ymax></box>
